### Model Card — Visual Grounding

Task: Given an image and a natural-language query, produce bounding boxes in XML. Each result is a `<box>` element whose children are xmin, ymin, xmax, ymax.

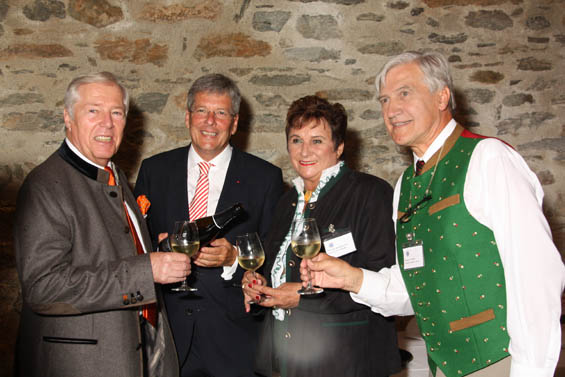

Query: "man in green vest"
<box><xmin>300</xmin><ymin>51</ymin><xmax>565</xmax><ymax>377</ymax></box>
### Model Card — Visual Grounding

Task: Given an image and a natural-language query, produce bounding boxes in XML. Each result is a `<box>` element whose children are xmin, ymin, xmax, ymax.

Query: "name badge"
<box><xmin>402</xmin><ymin>240</ymin><xmax>424</xmax><ymax>270</ymax></box>
<box><xmin>323</xmin><ymin>228</ymin><xmax>356</xmax><ymax>258</ymax></box>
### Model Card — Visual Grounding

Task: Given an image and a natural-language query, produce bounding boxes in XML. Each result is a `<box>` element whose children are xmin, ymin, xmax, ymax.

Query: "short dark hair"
<box><xmin>285</xmin><ymin>95</ymin><xmax>347</xmax><ymax>152</ymax></box>
<box><xmin>186</xmin><ymin>73</ymin><xmax>241</xmax><ymax>115</ymax></box>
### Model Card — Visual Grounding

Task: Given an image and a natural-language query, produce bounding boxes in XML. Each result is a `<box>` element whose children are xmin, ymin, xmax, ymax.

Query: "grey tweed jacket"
<box><xmin>14</xmin><ymin>142</ymin><xmax>178</xmax><ymax>377</ymax></box>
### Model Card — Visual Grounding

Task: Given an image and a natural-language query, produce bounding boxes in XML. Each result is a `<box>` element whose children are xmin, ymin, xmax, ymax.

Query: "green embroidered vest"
<box><xmin>396</xmin><ymin>127</ymin><xmax>510</xmax><ymax>377</ymax></box>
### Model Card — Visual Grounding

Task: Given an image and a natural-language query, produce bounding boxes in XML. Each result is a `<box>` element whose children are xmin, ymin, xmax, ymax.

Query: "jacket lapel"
<box><xmin>119</xmin><ymin>168</ymin><xmax>154</xmax><ymax>254</ymax></box>
<box><xmin>217</xmin><ymin>146</ymin><xmax>241</xmax><ymax>213</ymax></box>
<box><xmin>168</xmin><ymin>146</ymin><xmax>190</xmax><ymax>223</ymax></box>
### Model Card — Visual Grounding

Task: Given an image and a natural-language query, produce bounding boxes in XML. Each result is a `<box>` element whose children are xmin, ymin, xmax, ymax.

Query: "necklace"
<box><xmin>399</xmin><ymin>141</ymin><xmax>446</xmax><ymax>224</ymax></box>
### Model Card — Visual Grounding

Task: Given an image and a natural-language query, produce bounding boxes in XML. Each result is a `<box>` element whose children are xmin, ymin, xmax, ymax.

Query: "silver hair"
<box><xmin>186</xmin><ymin>73</ymin><xmax>241</xmax><ymax>115</ymax></box>
<box><xmin>376</xmin><ymin>51</ymin><xmax>456</xmax><ymax>113</ymax></box>
<box><xmin>64</xmin><ymin>72</ymin><xmax>129</xmax><ymax>119</ymax></box>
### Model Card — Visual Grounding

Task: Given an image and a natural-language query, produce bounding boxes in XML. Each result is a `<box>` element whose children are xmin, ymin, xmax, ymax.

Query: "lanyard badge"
<box><xmin>322</xmin><ymin>225</ymin><xmax>356</xmax><ymax>258</ymax></box>
<box><xmin>402</xmin><ymin>232</ymin><xmax>424</xmax><ymax>270</ymax></box>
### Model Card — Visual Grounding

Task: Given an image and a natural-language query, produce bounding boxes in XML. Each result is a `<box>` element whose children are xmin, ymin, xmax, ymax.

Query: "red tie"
<box><xmin>415</xmin><ymin>159</ymin><xmax>425</xmax><ymax>176</ymax></box>
<box><xmin>189</xmin><ymin>162</ymin><xmax>212</xmax><ymax>221</ymax></box>
<box><xmin>105</xmin><ymin>167</ymin><xmax>157</xmax><ymax>327</ymax></box>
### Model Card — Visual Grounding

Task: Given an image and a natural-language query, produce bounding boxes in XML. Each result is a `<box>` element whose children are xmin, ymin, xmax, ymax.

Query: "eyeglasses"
<box><xmin>399</xmin><ymin>195</ymin><xmax>432</xmax><ymax>223</ymax></box>
<box><xmin>190</xmin><ymin>107</ymin><xmax>233</xmax><ymax>121</ymax></box>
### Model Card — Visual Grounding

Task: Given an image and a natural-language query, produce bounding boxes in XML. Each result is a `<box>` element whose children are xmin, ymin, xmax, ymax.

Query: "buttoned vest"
<box><xmin>396</xmin><ymin>127</ymin><xmax>510</xmax><ymax>377</ymax></box>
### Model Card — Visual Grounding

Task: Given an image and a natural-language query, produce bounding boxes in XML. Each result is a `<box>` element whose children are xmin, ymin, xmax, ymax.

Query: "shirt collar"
<box><xmin>414</xmin><ymin>119</ymin><xmax>456</xmax><ymax>167</ymax></box>
<box><xmin>65</xmin><ymin>138</ymin><xmax>113</xmax><ymax>170</ymax></box>
<box><xmin>292</xmin><ymin>161</ymin><xmax>343</xmax><ymax>194</ymax></box>
<box><xmin>188</xmin><ymin>143</ymin><xmax>233</xmax><ymax>168</ymax></box>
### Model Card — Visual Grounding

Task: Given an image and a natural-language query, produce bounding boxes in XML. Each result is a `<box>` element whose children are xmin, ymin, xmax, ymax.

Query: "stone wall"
<box><xmin>0</xmin><ymin>0</ymin><xmax>563</xmax><ymax>374</ymax></box>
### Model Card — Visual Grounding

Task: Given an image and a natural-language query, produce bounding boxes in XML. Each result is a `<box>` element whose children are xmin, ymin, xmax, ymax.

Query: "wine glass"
<box><xmin>170</xmin><ymin>221</ymin><xmax>200</xmax><ymax>292</ymax></box>
<box><xmin>291</xmin><ymin>218</ymin><xmax>323</xmax><ymax>295</ymax></box>
<box><xmin>236</xmin><ymin>232</ymin><xmax>266</xmax><ymax>304</ymax></box>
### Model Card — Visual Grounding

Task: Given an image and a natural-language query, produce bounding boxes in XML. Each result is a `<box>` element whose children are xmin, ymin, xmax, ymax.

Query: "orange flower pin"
<box><xmin>137</xmin><ymin>195</ymin><xmax>151</xmax><ymax>216</ymax></box>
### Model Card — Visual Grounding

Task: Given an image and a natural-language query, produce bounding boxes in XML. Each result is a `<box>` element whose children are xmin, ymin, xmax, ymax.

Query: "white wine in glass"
<box><xmin>291</xmin><ymin>218</ymin><xmax>323</xmax><ymax>295</ymax></box>
<box><xmin>237</xmin><ymin>254</ymin><xmax>265</xmax><ymax>271</ymax></box>
<box><xmin>170</xmin><ymin>238</ymin><xmax>200</xmax><ymax>257</ymax></box>
<box><xmin>290</xmin><ymin>240</ymin><xmax>321</xmax><ymax>259</ymax></box>
<box><xmin>170</xmin><ymin>221</ymin><xmax>199</xmax><ymax>292</ymax></box>
<box><xmin>236</xmin><ymin>232</ymin><xmax>266</xmax><ymax>304</ymax></box>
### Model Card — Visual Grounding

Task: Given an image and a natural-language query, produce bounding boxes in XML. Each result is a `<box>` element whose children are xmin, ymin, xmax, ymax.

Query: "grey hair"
<box><xmin>64</xmin><ymin>72</ymin><xmax>129</xmax><ymax>119</ymax></box>
<box><xmin>186</xmin><ymin>73</ymin><xmax>241</xmax><ymax>115</ymax></box>
<box><xmin>376</xmin><ymin>51</ymin><xmax>456</xmax><ymax>113</ymax></box>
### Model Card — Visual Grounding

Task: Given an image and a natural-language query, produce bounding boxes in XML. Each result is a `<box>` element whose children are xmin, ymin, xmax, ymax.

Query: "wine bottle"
<box><xmin>160</xmin><ymin>203</ymin><xmax>244</xmax><ymax>251</ymax></box>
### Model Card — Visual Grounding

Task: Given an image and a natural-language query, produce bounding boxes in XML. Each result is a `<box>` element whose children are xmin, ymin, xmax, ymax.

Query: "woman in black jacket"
<box><xmin>242</xmin><ymin>95</ymin><xmax>401</xmax><ymax>377</ymax></box>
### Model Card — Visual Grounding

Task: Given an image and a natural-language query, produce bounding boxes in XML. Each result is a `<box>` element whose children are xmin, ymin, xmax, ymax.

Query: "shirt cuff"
<box><xmin>221</xmin><ymin>254</ymin><xmax>239</xmax><ymax>280</ymax></box>
<box><xmin>350</xmin><ymin>267</ymin><xmax>414</xmax><ymax>317</ymax></box>
<box><xmin>350</xmin><ymin>268</ymin><xmax>382</xmax><ymax>307</ymax></box>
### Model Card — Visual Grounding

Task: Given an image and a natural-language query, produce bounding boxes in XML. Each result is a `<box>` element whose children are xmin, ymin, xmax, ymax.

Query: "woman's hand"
<box><xmin>300</xmin><ymin>252</ymin><xmax>364</xmax><ymax>293</ymax></box>
<box><xmin>254</xmin><ymin>282</ymin><xmax>301</xmax><ymax>310</ymax></box>
<box><xmin>242</xmin><ymin>271</ymin><xmax>267</xmax><ymax>313</ymax></box>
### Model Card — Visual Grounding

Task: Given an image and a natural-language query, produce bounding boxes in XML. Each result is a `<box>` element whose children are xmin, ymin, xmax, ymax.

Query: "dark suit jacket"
<box><xmin>134</xmin><ymin>145</ymin><xmax>284</xmax><ymax>377</ymax></box>
<box><xmin>13</xmin><ymin>142</ymin><xmax>178</xmax><ymax>377</ymax></box>
<box><xmin>255</xmin><ymin>168</ymin><xmax>401</xmax><ymax>377</ymax></box>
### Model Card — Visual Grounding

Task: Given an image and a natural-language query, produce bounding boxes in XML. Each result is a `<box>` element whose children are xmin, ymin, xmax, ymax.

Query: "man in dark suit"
<box><xmin>134</xmin><ymin>73</ymin><xmax>284</xmax><ymax>377</ymax></box>
<box><xmin>14</xmin><ymin>72</ymin><xmax>191</xmax><ymax>377</ymax></box>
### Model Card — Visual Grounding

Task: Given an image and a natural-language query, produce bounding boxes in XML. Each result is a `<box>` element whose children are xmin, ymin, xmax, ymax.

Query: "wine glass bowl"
<box><xmin>291</xmin><ymin>218</ymin><xmax>323</xmax><ymax>295</ymax></box>
<box><xmin>170</xmin><ymin>221</ymin><xmax>199</xmax><ymax>292</ymax></box>
<box><xmin>236</xmin><ymin>232</ymin><xmax>266</xmax><ymax>304</ymax></box>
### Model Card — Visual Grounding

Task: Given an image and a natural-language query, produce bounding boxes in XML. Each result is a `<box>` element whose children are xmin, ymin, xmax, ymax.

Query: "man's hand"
<box><xmin>193</xmin><ymin>238</ymin><xmax>237</xmax><ymax>268</ymax></box>
<box><xmin>301</xmin><ymin>253</ymin><xmax>364</xmax><ymax>294</ymax></box>
<box><xmin>150</xmin><ymin>252</ymin><xmax>191</xmax><ymax>284</ymax></box>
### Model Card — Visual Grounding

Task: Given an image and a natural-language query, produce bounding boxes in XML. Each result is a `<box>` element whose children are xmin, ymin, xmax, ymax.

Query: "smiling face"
<box><xmin>186</xmin><ymin>91</ymin><xmax>238</xmax><ymax>161</ymax></box>
<box><xmin>64</xmin><ymin>82</ymin><xmax>126</xmax><ymax>166</ymax></box>
<box><xmin>287</xmin><ymin>119</ymin><xmax>344</xmax><ymax>191</ymax></box>
<box><xmin>378</xmin><ymin>62</ymin><xmax>451</xmax><ymax>157</ymax></box>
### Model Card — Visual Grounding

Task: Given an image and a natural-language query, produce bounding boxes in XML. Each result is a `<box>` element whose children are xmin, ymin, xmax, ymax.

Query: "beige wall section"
<box><xmin>1</xmin><ymin>0</ymin><xmax>564</xmax><ymax>375</ymax></box>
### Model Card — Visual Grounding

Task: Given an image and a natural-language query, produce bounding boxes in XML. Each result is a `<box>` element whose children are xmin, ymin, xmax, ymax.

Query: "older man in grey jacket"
<box><xmin>14</xmin><ymin>72</ymin><xmax>190</xmax><ymax>377</ymax></box>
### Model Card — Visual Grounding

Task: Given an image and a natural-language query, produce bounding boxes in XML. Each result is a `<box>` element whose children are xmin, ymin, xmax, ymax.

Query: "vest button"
<box><xmin>185</xmin><ymin>308</ymin><xmax>193</xmax><ymax>316</ymax></box>
<box><xmin>288</xmin><ymin>260</ymin><xmax>295</xmax><ymax>268</ymax></box>
<box><xmin>124</xmin><ymin>226</ymin><xmax>130</xmax><ymax>234</ymax></box>
<box><xmin>109</xmin><ymin>191</ymin><xmax>118</xmax><ymax>198</ymax></box>
<box><xmin>284</xmin><ymin>331</ymin><xmax>291</xmax><ymax>339</ymax></box>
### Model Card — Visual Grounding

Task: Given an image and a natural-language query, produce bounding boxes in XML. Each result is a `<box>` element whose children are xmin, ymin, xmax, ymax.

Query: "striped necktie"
<box><xmin>105</xmin><ymin>167</ymin><xmax>157</xmax><ymax>327</ymax></box>
<box><xmin>189</xmin><ymin>162</ymin><xmax>212</xmax><ymax>221</ymax></box>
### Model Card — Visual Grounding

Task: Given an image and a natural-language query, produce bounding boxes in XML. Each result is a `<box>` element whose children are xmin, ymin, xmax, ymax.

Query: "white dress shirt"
<box><xmin>350</xmin><ymin>120</ymin><xmax>565</xmax><ymax>377</ymax></box>
<box><xmin>65</xmin><ymin>139</ymin><xmax>148</xmax><ymax>254</ymax></box>
<box><xmin>187</xmin><ymin>144</ymin><xmax>238</xmax><ymax>279</ymax></box>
